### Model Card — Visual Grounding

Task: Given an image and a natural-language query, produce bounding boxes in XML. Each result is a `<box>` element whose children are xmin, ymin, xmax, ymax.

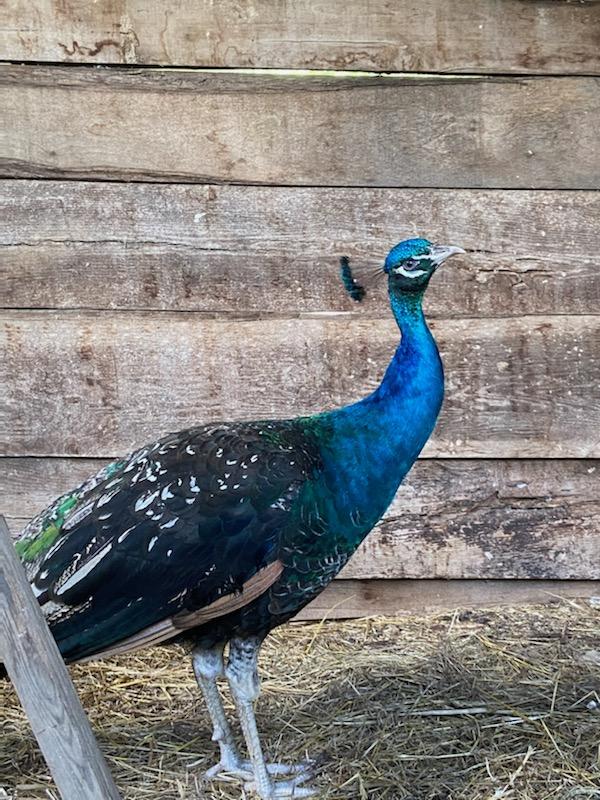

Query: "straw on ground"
<box><xmin>2</xmin><ymin>601</ymin><xmax>600</xmax><ymax>799</ymax></box>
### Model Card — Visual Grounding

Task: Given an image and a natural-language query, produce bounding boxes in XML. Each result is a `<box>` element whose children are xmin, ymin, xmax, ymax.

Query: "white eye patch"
<box><xmin>392</xmin><ymin>266</ymin><xmax>428</xmax><ymax>278</ymax></box>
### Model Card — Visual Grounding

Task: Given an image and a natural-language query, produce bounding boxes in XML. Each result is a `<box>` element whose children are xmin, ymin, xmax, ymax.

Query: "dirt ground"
<box><xmin>2</xmin><ymin>599</ymin><xmax>600</xmax><ymax>799</ymax></box>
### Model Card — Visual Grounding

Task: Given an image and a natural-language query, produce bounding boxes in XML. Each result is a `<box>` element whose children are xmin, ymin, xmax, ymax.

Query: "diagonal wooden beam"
<box><xmin>0</xmin><ymin>515</ymin><xmax>121</xmax><ymax>800</ymax></box>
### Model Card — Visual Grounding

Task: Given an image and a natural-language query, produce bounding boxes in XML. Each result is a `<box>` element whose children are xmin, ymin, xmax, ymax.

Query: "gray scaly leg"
<box><xmin>226</xmin><ymin>636</ymin><xmax>316</xmax><ymax>799</ymax></box>
<box><xmin>192</xmin><ymin>642</ymin><xmax>251</xmax><ymax>780</ymax></box>
<box><xmin>193</xmin><ymin>643</ymin><xmax>311</xmax><ymax>786</ymax></box>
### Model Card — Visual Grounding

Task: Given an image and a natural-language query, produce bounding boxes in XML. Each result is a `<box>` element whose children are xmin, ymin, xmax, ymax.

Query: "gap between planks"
<box><xmin>1</xmin><ymin>308</ymin><xmax>599</xmax><ymax>321</ymax></box>
<box><xmin>0</xmin><ymin>60</ymin><xmax>597</xmax><ymax>79</ymax></box>
<box><xmin>2</xmin><ymin>61</ymin><xmax>600</xmax><ymax>80</ymax></box>
<box><xmin>0</xmin><ymin>174</ymin><xmax>598</xmax><ymax>191</ymax></box>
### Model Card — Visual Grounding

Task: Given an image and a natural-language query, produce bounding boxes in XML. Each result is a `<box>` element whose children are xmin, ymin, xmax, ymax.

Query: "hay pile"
<box><xmin>2</xmin><ymin>599</ymin><xmax>600</xmax><ymax>799</ymax></box>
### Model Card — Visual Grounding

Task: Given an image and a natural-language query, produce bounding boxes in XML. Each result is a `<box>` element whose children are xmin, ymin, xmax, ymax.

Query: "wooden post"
<box><xmin>0</xmin><ymin>515</ymin><xmax>122</xmax><ymax>800</ymax></box>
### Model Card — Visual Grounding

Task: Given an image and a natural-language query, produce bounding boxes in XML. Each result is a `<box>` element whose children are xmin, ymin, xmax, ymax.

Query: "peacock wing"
<box><xmin>16</xmin><ymin>421</ymin><xmax>322</xmax><ymax>662</ymax></box>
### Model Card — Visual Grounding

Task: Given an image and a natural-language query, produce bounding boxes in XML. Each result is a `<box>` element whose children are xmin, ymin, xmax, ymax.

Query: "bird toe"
<box><xmin>264</xmin><ymin>760</ymin><xmax>315</xmax><ymax>779</ymax></box>
<box><xmin>203</xmin><ymin>758</ymin><xmax>254</xmax><ymax>782</ymax></box>
<box><xmin>244</xmin><ymin>777</ymin><xmax>318</xmax><ymax>798</ymax></box>
<box><xmin>204</xmin><ymin>758</ymin><xmax>312</xmax><ymax>786</ymax></box>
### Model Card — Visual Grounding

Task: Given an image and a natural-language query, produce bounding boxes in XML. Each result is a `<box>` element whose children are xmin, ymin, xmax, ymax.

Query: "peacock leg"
<box><xmin>192</xmin><ymin>642</ymin><xmax>252</xmax><ymax>780</ymax></box>
<box><xmin>193</xmin><ymin>643</ymin><xmax>312</xmax><ymax>786</ymax></box>
<box><xmin>225</xmin><ymin>636</ymin><xmax>316</xmax><ymax>799</ymax></box>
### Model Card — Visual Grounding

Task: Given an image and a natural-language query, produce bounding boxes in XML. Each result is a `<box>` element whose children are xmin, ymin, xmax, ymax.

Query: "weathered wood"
<box><xmin>1</xmin><ymin>66</ymin><xmax>599</xmax><ymax>189</ymax></box>
<box><xmin>2</xmin><ymin>181</ymin><xmax>599</xmax><ymax>318</ymax></box>
<box><xmin>2</xmin><ymin>0</ymin><xmax>599</xmax><ymax>74</ymax></box>
<box><xmin>0</xmin><ymin>516</ymin><xmax>122</xmax><ymax>800</ymax></box>
<box><xmin>1</xmin><ymin>311</ymin><xmax>598</xmax><ymax>459</ymax></box>
<box><xmin>295</xmin><ymin>579</ymin><xmax>600</xmax><ymax>620</ymax></box>
<box><xmin>3</xmin><ymin>458</ymin><xmax>599</xmax><ymax>581</ymax></box>
<box><xmin>347</xmin><ymin>459</ymin><xmax>600</xmax><ymax>581</ymax></box>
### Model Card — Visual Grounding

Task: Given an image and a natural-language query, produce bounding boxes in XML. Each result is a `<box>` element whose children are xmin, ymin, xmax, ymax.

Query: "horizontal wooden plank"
<box><xmin>2</xmin><ymin>181</ymin><xmax>599</xmax><ymax>318</ymax></box>
<box><xmin>3</xmin><ymin>459</ymin><xmax>599</xmax><ymax>580</ymax></box>
<box><xmin>347</xmin><ymin>459</ymin><xmax>600</xmax><ymax>581</ymax></box>
<box><xmin>1</xmin><ymin>312</ymin><xmax>598</xmax><ymax>459</ymax></box>
<box><xmin>1</xmin><ymin>67</ymin><xmax>599</xmax><ymax>188</ymax></box>
<box><xmin>295</xmin><ymin>579</ymin><xmax>600</xmax><ymax>619</ymax></box>
<box><xmin>2</xmin><ymin>0</ymin><xmax>599</xmax><ymax>74</ymax></box>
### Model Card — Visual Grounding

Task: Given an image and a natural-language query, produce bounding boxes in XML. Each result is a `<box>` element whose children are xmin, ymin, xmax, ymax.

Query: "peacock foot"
<box><xmin>205</xmin><ymin>755</ymin><xmax>314</xmax><ymax>785</ymax></box>
<box><xmin>243</xmin><ymin>774</ymin><xmax>317</xmax><ymax>799</ymax></box>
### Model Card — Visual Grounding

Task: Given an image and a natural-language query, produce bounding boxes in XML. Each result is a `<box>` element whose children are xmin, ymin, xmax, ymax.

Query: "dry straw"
<box><xmin>2</xmin><ymin>600</ymin><xmax>600</xmax><ymax>799</ymax></box>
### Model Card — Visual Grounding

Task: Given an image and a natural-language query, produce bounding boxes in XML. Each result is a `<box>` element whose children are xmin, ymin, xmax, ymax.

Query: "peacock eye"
<box><xmin>403</xmin><ymin>259</ymin><xmax>418</xmax><ymax>271</ymax></box>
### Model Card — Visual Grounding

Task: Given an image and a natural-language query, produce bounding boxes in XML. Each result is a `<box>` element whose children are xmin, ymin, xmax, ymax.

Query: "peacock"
<box><xmin>14</xmin><ymin>238</ymin><xmax>464</xmax><ymax>799</ymax></box>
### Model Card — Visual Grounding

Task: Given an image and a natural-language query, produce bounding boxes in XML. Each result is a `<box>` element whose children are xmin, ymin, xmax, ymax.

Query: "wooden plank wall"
<box><xmin>1</xmin><ymin>1</ymin><xmax>599</xmax><ymax>616</ymax></box>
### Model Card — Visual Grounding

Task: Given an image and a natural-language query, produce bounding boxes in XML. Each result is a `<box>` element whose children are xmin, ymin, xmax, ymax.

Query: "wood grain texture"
<box><xmin>2</xmin><ymin>0</ymin><xmax>600</xmax><ymax>74</ymax></box>
<box><xmin>1</xmin><ymin>311</ymin><xmax>598</xmax><ymax>459</ymax></box>
<box><xmin>295</xmin><ymin>579</ymin><xmax>600</xmax><ymax>620</ymax></box>
<box><xmin>0</xmin><ymin>517</ymin><xmax>122</xmax><ymax>800</ymax></box>
<box><xmin>2</xmin><ymin>181</ymin><xmax>599</xmax><ymax>318</ymax></box>
<box><xmin>1</xmin><ymin>66</ymin><xmax>599</xmax><ymax>188</ymax></box>
<box><xmin>3</xmin><ymin>459</ymin><xmax>599</xmax><ymax>581</ymax></box>
<box><xmin>348</xmin><ymin>459</ymin><xmax>600</xmax><ymax>581</ymax></box>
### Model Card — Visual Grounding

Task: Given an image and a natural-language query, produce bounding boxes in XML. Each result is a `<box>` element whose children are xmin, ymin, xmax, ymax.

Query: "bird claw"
<box><xmin>244</xmin><ymin>776</ymin><xmax>318</xmax><ymax>798</ymax></box>
<box><xmin>205</xmin><ymin>757</ymin><xmax>314</xmax><ymax>785</ymax></box>
<box><xmin>264</xmin><ymin>761</ymin><xmax>315</xmax><ymax>780</ymax></box>
<box><xmin>204</xmin><ymin>757</ymin><xmax>254</xmax><ymax>782</ymax></box>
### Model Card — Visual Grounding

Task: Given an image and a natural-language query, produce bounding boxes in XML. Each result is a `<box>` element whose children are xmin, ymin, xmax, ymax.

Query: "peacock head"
<box><xmin>384</xmin><ymin>238</ymin><xmax>465</xmax><ymax>293</ymax></box>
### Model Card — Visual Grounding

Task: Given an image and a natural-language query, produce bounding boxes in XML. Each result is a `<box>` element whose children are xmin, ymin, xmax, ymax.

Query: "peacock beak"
<box><xmin>429</xmin><ymin>244</ymin><xmax>466</xmax><ymax>267</ymax></box>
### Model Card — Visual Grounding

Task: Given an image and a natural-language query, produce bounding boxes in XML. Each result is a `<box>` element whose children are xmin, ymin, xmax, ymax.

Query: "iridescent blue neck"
<box><xmin>372</xmin><ymin>289</ymin><xmax>439</xmax><ymax>404</ymax></box>
<box><xmin>323</xmin><ymin>285</ymin><xmax>444</xmax><ymax>528</ymax></box>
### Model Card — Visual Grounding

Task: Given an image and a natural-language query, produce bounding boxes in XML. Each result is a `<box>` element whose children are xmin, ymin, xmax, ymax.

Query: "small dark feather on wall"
<box><xmin>339</xmin><ymin>256</ymin><xmax>366</xmax><ymax>303</ymax></box>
